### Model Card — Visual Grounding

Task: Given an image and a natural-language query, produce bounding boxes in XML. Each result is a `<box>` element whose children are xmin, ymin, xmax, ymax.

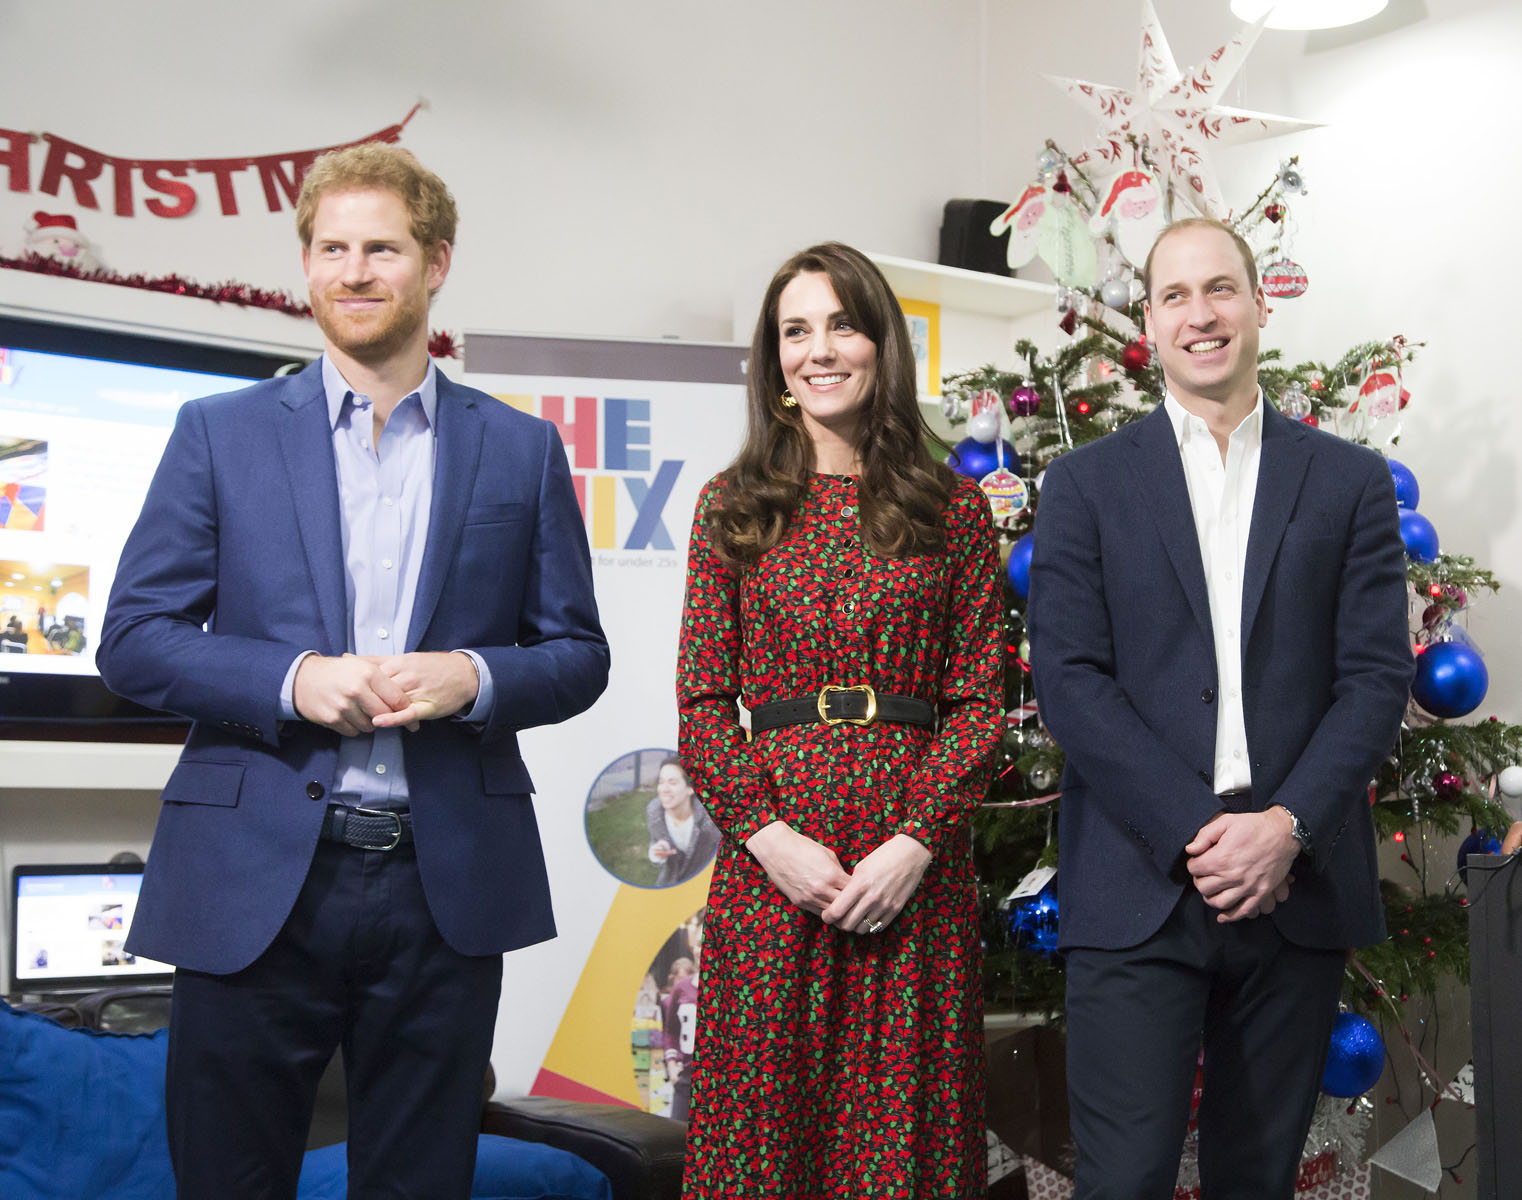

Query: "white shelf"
<box><xmin>1</xmin><ymin>741</ymin><xmax>180</xmax><ymax>792</ymax></box>
<box><xmin>869</xmin><ymin>253</ymin><xmax>1055</xmax><ymax>319</ymax></box>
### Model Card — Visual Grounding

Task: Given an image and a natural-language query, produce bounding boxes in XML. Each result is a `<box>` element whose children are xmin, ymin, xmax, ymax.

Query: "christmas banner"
<box><xmin>0</xmin><ymin>104</ymin><xmax>421</xmax><ymax>220</ymax></box>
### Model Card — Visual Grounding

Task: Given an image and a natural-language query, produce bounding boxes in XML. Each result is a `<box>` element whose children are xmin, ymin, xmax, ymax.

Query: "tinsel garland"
<box><xmin>0</xmin><ymin>251</ymin><xmax>462</xmax><ymax>358</ymax></box>
<box><xmin>2</xmin><ymin>250</ymin><xmax>314</xmax><ymax>317</ymax></box>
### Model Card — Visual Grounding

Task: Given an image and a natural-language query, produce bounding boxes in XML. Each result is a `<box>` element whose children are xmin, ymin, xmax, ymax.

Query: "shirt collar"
<box><xmin>321</xmin><ymin>353</ymin><xmax>438</xmax><ymax>431</ymax></box>
<box><xmin>1162</xmin><ymin>388</ymin><xmax>1264</xmax><ymax>449</ymax></box>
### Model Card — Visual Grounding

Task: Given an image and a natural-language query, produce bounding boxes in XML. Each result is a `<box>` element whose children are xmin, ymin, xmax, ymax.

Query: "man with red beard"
<box><xmin>99</xmin><ymin>143</ymin><xmax>608</xmax><ymax>1198</ymax></box>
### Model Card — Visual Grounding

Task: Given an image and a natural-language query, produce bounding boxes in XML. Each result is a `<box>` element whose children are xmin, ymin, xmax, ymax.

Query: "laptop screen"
<box><xmin>10</xmin><ymin>864</ymin><xmax>173</xmax><ymax>992</ymax></box>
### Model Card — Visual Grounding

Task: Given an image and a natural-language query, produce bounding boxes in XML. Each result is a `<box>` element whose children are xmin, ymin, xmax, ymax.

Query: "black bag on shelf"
<box><xmin>938</xmin><ymin>198</ymin><xmax>1018</xmax><ymax>278</ymax></box>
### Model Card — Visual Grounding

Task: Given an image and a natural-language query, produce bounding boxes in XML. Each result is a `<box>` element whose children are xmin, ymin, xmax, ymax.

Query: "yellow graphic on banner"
<box><xmin>535</xmin><ymin>866</ymin><xmax>712</xmax><ymax>1107</ymax></box>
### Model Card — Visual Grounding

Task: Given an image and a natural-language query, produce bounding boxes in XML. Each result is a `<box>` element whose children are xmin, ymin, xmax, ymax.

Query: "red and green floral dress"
<box><xmin>676</xmin><ymin>472</ymin><xmax>1004</xmax><ymax>1198</ymax></box>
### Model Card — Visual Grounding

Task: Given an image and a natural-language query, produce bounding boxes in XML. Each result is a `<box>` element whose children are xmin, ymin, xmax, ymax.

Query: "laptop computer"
<box><xmin>9</xmin><ymin>863</ymin><xmax>173</xmax><ymax>998</ymax></box>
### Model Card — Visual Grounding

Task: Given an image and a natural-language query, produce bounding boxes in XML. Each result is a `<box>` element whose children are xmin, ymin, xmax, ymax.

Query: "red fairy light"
<box><xmin>1393</xmin><ymin>831</ymin><xmax>1405</xmax><ymax>842</ymax></box>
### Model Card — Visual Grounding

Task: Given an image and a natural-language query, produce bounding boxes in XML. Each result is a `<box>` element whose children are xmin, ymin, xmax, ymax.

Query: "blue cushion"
<box><xmin>0</xmin><ymin>999</ymin><xmax>175</xmax><ymax>1200</ymax></box>
<box><xmin>0</xmin><ymin>1000</ymin><xmax>611</xmax><ymax>1200</ymax></box>
<box><xmin>297</xmin><ymin>1133</ymin><xmax>612</xmax><ymax>1200</ymax></box>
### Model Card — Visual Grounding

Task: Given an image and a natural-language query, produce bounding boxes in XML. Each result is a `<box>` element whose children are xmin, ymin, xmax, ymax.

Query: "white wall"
<box><xmin>0</xmin><ymin>0</ymin><xmax>990</xmax><ymax>342</ymax></box>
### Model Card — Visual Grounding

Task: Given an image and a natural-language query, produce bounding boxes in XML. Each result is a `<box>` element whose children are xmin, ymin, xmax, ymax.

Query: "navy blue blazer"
<box><xmin>99</xmin><ymin>361</ymin><xmax>609</xmax><ymax>973</ymax></box>
<box><xmin>1027</xmin><ymin>402</ymin><xmax>1413</xmax><ymax>952</ymax></box>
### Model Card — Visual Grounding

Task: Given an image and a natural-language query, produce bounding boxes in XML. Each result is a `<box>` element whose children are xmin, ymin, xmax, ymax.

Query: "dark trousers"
<box><xmin>1064</xmin><ymin>888</ymin><xmax>1345</xmax><ymax>1200</ymax></box>
<box><xmin>165</xmin><ymin>839</ymin><xmax>503</xmax><ymax>1200</ymax></box>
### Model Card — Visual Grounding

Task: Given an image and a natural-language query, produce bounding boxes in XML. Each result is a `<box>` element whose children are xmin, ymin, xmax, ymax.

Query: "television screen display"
<box><xmin>0</xmin><ymin>317</ymin><xmax>305</xmax><ymax>729</ymax></box>
<box><xmin>10</xmin><ymin>863</ymin><xmax>173</xmax><ymax>992</ymax></box>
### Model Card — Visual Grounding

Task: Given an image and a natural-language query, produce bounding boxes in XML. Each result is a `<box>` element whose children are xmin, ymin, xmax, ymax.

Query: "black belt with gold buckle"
<box><xmin>749</xmin><ymin>684</ymin><xmax>935</xmax><ymax>733</ymax></box>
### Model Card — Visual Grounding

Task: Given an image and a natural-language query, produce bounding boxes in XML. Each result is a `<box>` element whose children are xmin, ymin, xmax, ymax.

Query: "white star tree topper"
<box><xmin>1047</xmin><ymin>0</ymin><xmax>1320</xmax><ymax>218</ymax></box>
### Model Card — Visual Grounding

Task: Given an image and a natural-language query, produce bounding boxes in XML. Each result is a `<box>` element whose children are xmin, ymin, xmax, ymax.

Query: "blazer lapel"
<box><xmin>1124</xmin><ymin>405</ymin><xmax>1213</xmax><ymax>638</ymax></box>
<box><xmin>275</xmin><ymin>363</ymin><xmax>349</xmax><ymax>656</ymax></box>
<box><xmin>1241</xmin><ymin>403</ymin><xmax>1312</xmax><ymax>643</ymax></box>
<box><xmin>407</xmin><ymin>374</ymin><xmax>484</xmax><ymax>651</ymax></box>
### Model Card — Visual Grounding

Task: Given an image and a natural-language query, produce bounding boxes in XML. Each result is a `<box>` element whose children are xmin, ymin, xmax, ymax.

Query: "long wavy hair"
<box><xmin>706</xmin><ymin>242</ymin><xmax>954</xmax><ymax>565</ymax></box>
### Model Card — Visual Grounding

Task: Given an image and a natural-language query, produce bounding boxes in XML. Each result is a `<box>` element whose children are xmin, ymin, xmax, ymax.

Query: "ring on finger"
<box><xmin>864</xmin><ymin>918</ymin><xmax>883</xmax><ymax>934</ymax></box>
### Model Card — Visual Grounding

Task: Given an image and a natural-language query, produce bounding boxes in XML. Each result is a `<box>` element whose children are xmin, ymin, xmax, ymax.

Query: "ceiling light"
<box><xmin>1230</xmin><ymin>0</ymin><xmax>1388</xmax><ymax>29</ymax></box>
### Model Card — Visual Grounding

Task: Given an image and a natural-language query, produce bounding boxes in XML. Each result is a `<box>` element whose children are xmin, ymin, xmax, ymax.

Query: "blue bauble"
<box><xmin>950</xmin><ymin>437</ymin><xmax>1022</xmax><ymax>482</ymax></box>
<box><xmin>1412</xmin><ymin>641</ymin><xmax>1489</xmax><ymax>719</ymax></box>
<box><xmin>1388</xmin><ymin>458</ymin><xmax>1420</xmax><ymax>510</ymax></box>
<box><xmin>1007</xmin><ymin>532</ymin><xmax>1035</xmax><ymax>599</ymax></box>
<box><xmin>1008</xmin><ymin>887</ymin><xmax>1060</xmax><ymax>957</ymax></box>
<box><xmin>1321</xmin><ymin>1012</ymin><xmax>1385</xmax><ymax>1098</ymax></box>
<box><xmin>1458</xmin><ymin>829</ymin><xmax>1503</xmax><ymax>884</ymax></box>
<box><xmin>1398</xmin><ymin>509</ymin><xmax>1440</xmax><ymax>563</ymax></box>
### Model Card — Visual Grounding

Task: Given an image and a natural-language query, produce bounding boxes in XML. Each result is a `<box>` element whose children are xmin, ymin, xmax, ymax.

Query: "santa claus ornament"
<box><xmin>25</xmin><ymin>211</ymin><xmax>99</xmax><ymax>271</ymax></box>
<box><xmin>1089</xmin><ymin>168</ymin><xmax>1165</xmax><ymax>271</ymax></box>
<box><xmin>1353</xmin><ymin>370</ymin><xmax>1401</xmax><ymax>420</ymax></box>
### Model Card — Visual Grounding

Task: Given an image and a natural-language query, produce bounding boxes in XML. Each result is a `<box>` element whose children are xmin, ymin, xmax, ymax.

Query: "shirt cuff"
<box><xmin>279</xmin><ymin>651</ymin><xmax>317</xmax><ymax>720</ymax></box>
<box><xmin>454</xmin><ymin>649</ymin><xmax>493</xmax><ymax>724</ymax></box>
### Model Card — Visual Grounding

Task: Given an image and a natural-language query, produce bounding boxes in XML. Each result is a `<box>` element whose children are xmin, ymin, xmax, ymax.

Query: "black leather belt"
<box><xmin>750</xmin><ymin>685</ymin><xmax>935</xmax><ymax>733</ymax></box>
<box><xmin>321</xmin><ymin>805</ymin><xmax>414</xmax><ymax>851</ymax></box>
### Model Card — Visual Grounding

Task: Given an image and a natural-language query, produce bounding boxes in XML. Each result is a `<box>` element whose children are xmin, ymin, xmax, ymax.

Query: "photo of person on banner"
<box><xmin>646</xmin><ymin>756</ymin><xmax>719</xmax><ymax>887</ymax></box>
<box><xmin>675</xmin><ymin>241</ymin><xmax>1003</xmax><ymax>1196</ymax></box>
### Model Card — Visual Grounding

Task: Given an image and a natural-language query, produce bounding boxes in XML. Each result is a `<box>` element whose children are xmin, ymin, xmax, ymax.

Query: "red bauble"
<box><xmin>1433</xmin><ymin>771</ymin><xmax>1464</xmax><ymax>800</ymax></box>
<box><xmin>1121</xmin><ymin>339</ymin><xmax>1151</xmax><ymax>371</ymax></box>
<box><xmin>1265</xmin><ymin>203</ymin><xmax>1285</xmax><ymax>223</ymax></box>
<box><xmin>1302</xmin><ymin>414</ymin><xmax>1319</xmax><ymax>427</ymax></box>
<box><xmin>1059</xmin><ymin>309</ymin><xmax>1078</xmax><ymax>335</ymax></box>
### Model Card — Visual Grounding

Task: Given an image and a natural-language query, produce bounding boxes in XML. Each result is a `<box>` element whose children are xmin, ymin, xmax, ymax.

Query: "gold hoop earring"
<box><xmin>780</xmin><ymin>391</ymin><xmax>798</xmax><ymax>409</ymax></box>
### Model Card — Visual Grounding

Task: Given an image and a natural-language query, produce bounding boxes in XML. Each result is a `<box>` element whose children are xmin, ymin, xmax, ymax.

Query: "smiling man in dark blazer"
<box><xmin>1027</xmin><ymin>218</ymin><xmax>1412</xmax><ymax>1199</ymax></box>
<box><xmin>98</xmin><ymin>144</ymin><xmax>608</xmax><ymax>1199</ymax></box>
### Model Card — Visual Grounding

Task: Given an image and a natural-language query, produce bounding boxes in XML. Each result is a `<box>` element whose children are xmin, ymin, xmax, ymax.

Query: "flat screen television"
<box><xmin>9</xmin><ymin>862</ymin><xmax>173</xmax><ymax>993</ymax></box>
<box><xmin>0</xmin><ymin>315</ymin><xmax>307</xmax><ymax>735</ymax></box>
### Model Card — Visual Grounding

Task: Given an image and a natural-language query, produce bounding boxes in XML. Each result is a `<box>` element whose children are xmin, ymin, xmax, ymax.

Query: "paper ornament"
<box><xmin>1047</xmin><ymin>0</ymin><xmax>1321</xmax><ymax>218</ymax></box>
<box><xmin>980</xmin><ymin>468</ymin><xmax>1029</xmax><ymax>527</ymax></box>
<box><xmin>1089</xmin><ymin>168</ymin><xmax>1165</xmax><ymax>270</ymax></box>
<box><xmin>988</xmin><ymin>185</ymin><xmax>1050</xmax><ymax>271</ymax></box>
<box><xmin>1353</xmin><ymin>371</ymin><xmax>1400</xmax><ymax>419</ymax></box>
<box><xmin>989</xmin><ymin>183</ymin><xmax>1099</xmax><ymax>287</ymax></box>
<box><xmin>1367</xmin><ymin>1107</ymin><xmax>1443</xmax><ymax>1192</ymax></box>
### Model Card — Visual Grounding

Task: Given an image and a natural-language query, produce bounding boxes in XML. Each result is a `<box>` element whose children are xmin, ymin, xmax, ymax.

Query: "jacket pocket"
<box><xmin>481</xmin><ymin>756</ymin><xmax>536</xmax><ymax>795</ymax></box>
<box><xmin>464</xmin><ymin>502</ymin><xmax>528</xmax><ymax>526</ymax></box>
<box><xmin>164</xmin><ymin>760</ymin><xmax>245</xmax><ymax>808</ymax></box>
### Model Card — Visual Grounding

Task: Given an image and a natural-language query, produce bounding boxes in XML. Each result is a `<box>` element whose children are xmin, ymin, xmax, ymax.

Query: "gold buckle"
<box><xmin>817</xmin><ymin>684</ymin><xmax>877</xmax><ymax>726</ymax></box>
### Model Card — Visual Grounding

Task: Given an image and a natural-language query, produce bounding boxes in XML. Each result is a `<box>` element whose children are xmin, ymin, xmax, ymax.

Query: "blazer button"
<box><xmin>1201</xmin><ymin>688</ymin><xmax>1215</xmax><ymax>703</ymax></box>
<box><xmin>306</xmin><ymin>781</ymin><xmax>325</xmax><ymax>801</ymax></box>
<box><xmin>1198</xmin><ymin>770</ymin><xmax>1211</xmax><ymax>784</ymax></box>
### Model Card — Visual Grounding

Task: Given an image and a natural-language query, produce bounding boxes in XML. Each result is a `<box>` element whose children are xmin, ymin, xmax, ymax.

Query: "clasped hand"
<box><xmin>1185</xmin><ymin>808</ymin><xmax>1299</xmax><ymax>923</ymax></box>
<box><xmin>744</xmin><ymin>821</ymin><xmax>931</xmax><ymax>932</ymax></box>
<box><xmin>292</xmin><ymin>651</ymin><xmax>479</xmax><ymax>736</ymax></box>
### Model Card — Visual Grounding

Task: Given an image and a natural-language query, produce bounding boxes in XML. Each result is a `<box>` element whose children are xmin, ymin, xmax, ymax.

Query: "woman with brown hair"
<box><xmin>676</xmin><ymin>242</ymin><xmax>1003</xmax><ymax>1196</ymax></box>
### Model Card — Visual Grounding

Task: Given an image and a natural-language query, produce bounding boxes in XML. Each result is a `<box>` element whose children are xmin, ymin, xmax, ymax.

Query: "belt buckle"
<box><xmin>352</xmin><ymin>806</ymin><xmax>404</xmax><ymax>851</ymax></box>
<box><xmin>817</xmin><ymin>683</ymin><xmax>877</xmax><ymax>727</ymax></box>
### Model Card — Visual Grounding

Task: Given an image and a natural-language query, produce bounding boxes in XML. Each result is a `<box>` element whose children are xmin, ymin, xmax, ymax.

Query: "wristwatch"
<box><xmin>1279</xmin><ymin>805</ymin><xmax>1313</xmax><ymax>854</ymax></box>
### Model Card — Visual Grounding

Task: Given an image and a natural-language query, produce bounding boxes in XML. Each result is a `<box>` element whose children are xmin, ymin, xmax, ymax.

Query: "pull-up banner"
<box><xmin>462</xmin><ymin>331</ymin><xmax>748</xmax><ymax>1114</ymax></box>
<box><xmin>0</xmin><ymin>105</ymin><xmax>421</xmax><ymax>219</ymax></box>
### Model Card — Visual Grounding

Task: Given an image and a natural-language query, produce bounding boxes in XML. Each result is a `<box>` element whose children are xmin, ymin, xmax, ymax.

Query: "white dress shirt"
<box><xmin>1163</xmin><ymin>391</ymin><xmax>1263</xmax><ymax>795</ymax></box>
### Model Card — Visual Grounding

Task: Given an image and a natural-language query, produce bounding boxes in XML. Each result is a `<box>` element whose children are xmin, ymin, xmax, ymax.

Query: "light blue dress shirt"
<box><xmin>279</xmin><ymin>355</ymin><xmax>494</xmax><ymax>809</ymax></box>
